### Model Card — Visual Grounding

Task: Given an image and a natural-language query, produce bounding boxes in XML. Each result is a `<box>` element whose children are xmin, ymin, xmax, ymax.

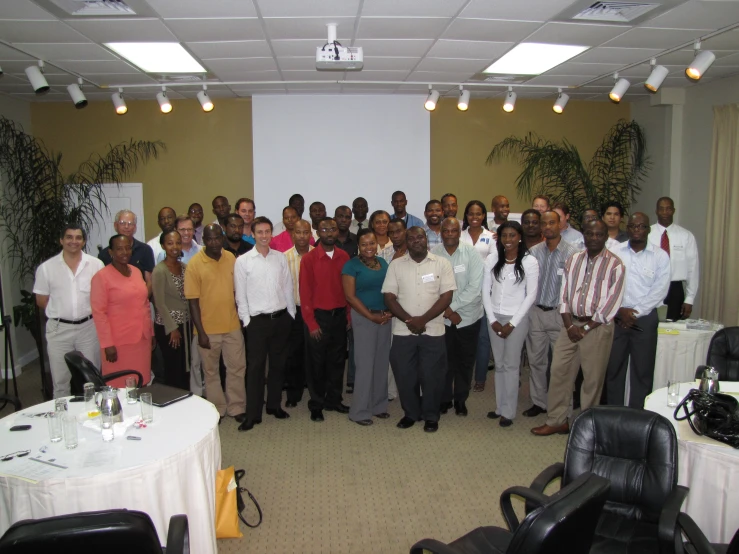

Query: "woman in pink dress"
<box><xmin>91</xmin><ymin>234</ymin><xmax>153</xmax><ymax>387</ymax></box>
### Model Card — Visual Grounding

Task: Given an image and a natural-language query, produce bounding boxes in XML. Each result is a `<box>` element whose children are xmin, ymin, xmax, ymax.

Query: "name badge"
<box><xmin>673</xmin><ymin>244</ymin><xmax>684</xmax><ymax>250</ymax></box>
<box><xmin>557</xmin><ymin>268</ymin><xmax>564</xmax><ymax>276</ymax></box>
<box><xmin>454</xmin><ymin>264</ymin><xmax>466</xmax><ymax>274</ymax></box>
<box><xmin>421</xmin><ymin>273</ymin><xmax>435</xmax><ymax>283</ymax></box>
<box><xmin>480</xmin><ymin>237</ymin><xmax>489</xmax><ymax>244</ymax></box>
<box><xmin>642</xmin><ymin>267</ymin><xmax>655</xmax><ymax>278</ymax></box>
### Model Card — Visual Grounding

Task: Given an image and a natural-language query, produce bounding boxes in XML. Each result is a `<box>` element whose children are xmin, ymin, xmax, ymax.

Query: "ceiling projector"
<box><xmin>316</xmin><ymin>45</ymin><xmax>363</xmax><ymax>71</ymax></box>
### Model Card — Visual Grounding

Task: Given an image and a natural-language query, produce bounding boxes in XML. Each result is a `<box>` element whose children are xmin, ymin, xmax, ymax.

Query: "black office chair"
<box><xmin>694</xmin><ymin>327</ymin><xmax>739</xmax><ymax>381</ymax></box>
<box><xmin>528</xmin><ymin>406</ymin><xmax>688</xmax><ymax>554</ymax></box>
<box><xmin>0</xmin><ymin>394</ymin><xmax>21</xmax><ymax>412</ymax></box>
<box><xmin>677</xmin><ymin>512</ymin><xmax>739</xmax><ymax>554</ymax></box>
<box><xmin>410</xmin><ymin>473</ymin><xmax>611</xmax><ymax>554</ymax></box>
<box><xmin>64</xmin><ymin>351</ymin><xmax>143</xmax><ymax>395</ymax></box>
<box><xmin>0</xmin><ymin>509</ymin><xmax>188</xmax><ymax>554</ymax></box>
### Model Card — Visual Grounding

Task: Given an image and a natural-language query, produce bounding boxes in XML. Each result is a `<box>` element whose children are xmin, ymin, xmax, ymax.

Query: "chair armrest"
<box><xmin>500</xmin><ymin>485</ymin><xmax>550</xmax><ymax>532</ymax></box>
<box><xmin>102</xmin><ymin>370</ymin><xmax>144</xmax><ymax>387</ymax></box>
<box><xmin>526</xmin><ymin>462</ymin><xmax>564</xmax><ymax>514</ymax></box>
<box><xmin>409</xmin><ymin>538</ymin><xmax>459</xmax><ymax>554</ymax></box>
<box><xmin>677</xmin><ymin>513</ymin><xmax>718</xmax><ymax>554</ymax></box>
<box><xmin>166</xmin><ymin>514</ymin><xmax>189</xmax><ymax>554</ymax></box>
<box><xmin>659</xmin><ymin>485</ymin><xmax>689</xmax><ymax>554</ymax></box>
<box><xmin>0</xmin><ymin>394</ymin><xmax>21</xmax><ymax>412</ymax></box>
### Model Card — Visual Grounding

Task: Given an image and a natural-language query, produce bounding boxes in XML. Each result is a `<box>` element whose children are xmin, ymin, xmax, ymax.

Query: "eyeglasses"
<box><xmin>626</xmin><ymin>224</ymin><xmax>649</xmax><ymax>230</ymax></box>
<box><xmin>1</xmin><ymin>450</ymin><xmax>30</xmax><ymax>462</ymax></box>
<box><xmin>117</xmin><ymin>221</ymin><xmax>135</xmax><ymax>227</ymax></box>
<box><xmin>178</xmin><ymin>228</ymin><xmax>194</xmax><ymax>233</ymax></box>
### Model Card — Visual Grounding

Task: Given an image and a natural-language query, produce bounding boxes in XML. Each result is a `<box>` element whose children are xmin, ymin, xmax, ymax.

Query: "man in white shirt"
<box><xmin>34</xmin><ymin>225</ymin><xmax>104</xmax><ymax>397</ymax></box>
<box><xmin>490</xmin><ymin>195</ymin><xmax>510</xmax><ymax>233</ymax></box>
<box><xmin>553</xmin><ymin>202</ymin><xmax>584</xmax><ymax>248</ymax></box>
<box><xmin>647</xmin><ymin>197</ymin><xmax>699</xmax><ymax>321</ymax></box>
<box><xmin>234</xmin><ymin>216</ymin><xmax>296</xmax><ymax>431</ymax></box>
<box><xmin>147</xmin><ymin>207</ymin><xmax>177</xmax><ymax>262</ymax></box>
<box><xmin>606</xmin><ymin>213</ymin><xmax>670</xmax><ymax>408</ymax></box>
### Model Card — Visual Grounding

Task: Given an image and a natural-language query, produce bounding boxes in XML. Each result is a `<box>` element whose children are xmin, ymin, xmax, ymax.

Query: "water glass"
<box><xmin>54</xmin><ymin>398</ymin><xmax>68</xmax><ymax>412</ymax></box>
<box><xmin>83</xmin><ymin>382</ymin><xmax>95</xmax><ymax>412</ymax></box>
<box><xmin>140</xmin><ymin>392</ymin><xmax>153</xmax><ymax>424</ymax></box>
<box><xmin>47</xmin><ymin>412</ymin><xmax>63</xmax><ymax>443</ymax></box>
<box><xmin>101</xmin><ymin>411</ymin><xmax>114</xmax><ymax>442</ymax></box>
<box><xmin>667</xmin><ymin>380</ymin><xmax>680</xmax><ymax>407</ymax></box>
<box><xmin>125</xmin><ymin>377</ymin><xmax>137</xmax><ymax>405</ymax></box>
<box><xmin>62</xmin><ymin>414</ymin><xmax>78</xmax><ymax>449</ymax></box>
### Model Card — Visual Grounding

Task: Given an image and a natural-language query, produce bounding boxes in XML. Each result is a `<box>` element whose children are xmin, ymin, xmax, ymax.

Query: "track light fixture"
<box><xmin>644</xmin><ymin>59</ymin><xmax>669</xmax><ymax>92</ymax></box>
<box><xmin>457</xmin><ymin>86</ymin><xmax>470</xmax><ymax>111</ymax></box>
<box><xmin>608</xmin><ymin>73</ymin><xmax>630</xmax><ymax>103</ymax></box>
<box><xmin>503</xmin><ymin>87</ymin><xmax>517</xmax><ymax>113</ymax></box>
<box><xmin>112</xmin><ymin>88</ymin><xmax>127</xmax><ymax>115</ymax></box>
<box><xmin>686</xmin><ymin>41</ymin><xmax>715</xmax><ymax>81</ymax></box>
<box><xmin>552</xmin><ymin>89</ymin><xmax>569</xmax><ymax>114</ymax></box>
<box><xmin>157</xmin><ymin>87</ymin><xmax>172</xmax><ymax>114</ymax></box>
<box><xmin>67</xmin><ymin>79</ymin><xmax>88</xmax><ymax>109</ymax></box>
<box><xmin>424</xmin><ymin>85</ymin><xmax>439</xmax><ymax>111</ymax></box>
<box><xmin>197</xmin><ymin>85</ymin><xmax>214</xmax><ymax>112</ymax></box>
<box><xmin>25</xmin><ymin>61</ymin><xmax>49</xmax><ymax>94</ymax></box>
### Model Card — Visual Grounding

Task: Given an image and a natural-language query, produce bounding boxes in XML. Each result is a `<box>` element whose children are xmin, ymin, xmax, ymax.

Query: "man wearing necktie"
<box><xmin>349</xmin><ymin>197</ymin><xmax>369</xmax><ymax>234</ymax></box>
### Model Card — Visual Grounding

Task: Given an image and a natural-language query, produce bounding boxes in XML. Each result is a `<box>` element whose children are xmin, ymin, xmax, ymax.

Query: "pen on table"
<box><xmin>29</xmin><ymin>457</ymin><xmax>68</xmax><ymax>469</ymax></box>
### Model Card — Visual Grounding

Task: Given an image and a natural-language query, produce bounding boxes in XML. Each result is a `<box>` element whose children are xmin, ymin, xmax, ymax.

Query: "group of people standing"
<box><xmin>33</xmin><ymin>188</ymin><xmax>699</xmax><ymax>435</ymax></box>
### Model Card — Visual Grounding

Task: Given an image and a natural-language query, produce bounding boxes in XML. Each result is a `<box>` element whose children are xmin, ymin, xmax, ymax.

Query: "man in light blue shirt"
<box><xmin>432</xmin><ymin>217</ymin><xmax>484</xmax><ymax>416</ymax></box>
<box><xmin>423</xmin><ymin>199</ymin><xmax>443</xmax><ymax>250</ymax></box>
<box><xmin>605</xmin><ymin>212</ymin><xmax>670</xmax><ymax>408</ymax></box>
<box><xmin>390</xmin><ymin>190</ymin><xmax>424</xmax><ymax>229</ymax></box>
<box><xmin>553</xmin><ymin>202</ymin><xmax>584</xmax><ymax>249</ymax></box>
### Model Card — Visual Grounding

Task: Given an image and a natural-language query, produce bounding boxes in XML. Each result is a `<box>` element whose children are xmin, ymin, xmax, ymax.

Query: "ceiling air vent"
<box><xmin>45</xmin><ymin>0</ymin><xmax>136</xmax><ymax>16</ymax></box>
<box><xmin>572</xmin><ymin>1</ymin><xmax>660</xmax><ymax>22</ymax></box>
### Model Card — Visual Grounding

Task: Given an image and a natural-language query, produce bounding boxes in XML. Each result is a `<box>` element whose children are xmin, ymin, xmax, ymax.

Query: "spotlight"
<box><xmin>424</xmin><ymin>86</ymin><xmax>439</xmax><ymax>111</ymax></box>
<box><xmin>112</xmin><ymin>89</ymin><xmax>127</xmax><ymax>115</ymax></box>
<box><xmin>609</xmin><ymin>76</ymin><xmax>630</xmax><ymax>103</ymax></box>
<box><xmin>503</xmin><ymin>87</ymin><xmax>516</xmax><ymax>113</ymax></box>
<box><xmin>25</xmin><ymin>62</ymin><xmax>49</xmax><ymax>94</ymax></box>
<box><xmin>644</xmin><ymin>60</ymin><xmax>668</xmax><ymax>92</ymax></box>
<box><xmin>552</xmin><ymin>90</ymin><xmax>569</xmax><ymax>114</ymax></box>
<box><xmin>457</xmin><ymin>87</ymin><xmax>470</xmax><ymax>111</ymax></box>
<box><xmin>67</xmin><ymin>80</ymin><xmax>87</xmax><ymax>109</ymax></box>
<box><xmin>157</xmin><ymin>88</ymin><xmax>172</xmax><ymax>114</ymax></box>
<box><xmin>197</xmin><ymin>86</ymin><xmax>214</xmax><ymax>112</ymax></box>
<box><xmin>686</xmin><ymin>49</ymin><xmax>715</xmax><ymax>81</ymax></box>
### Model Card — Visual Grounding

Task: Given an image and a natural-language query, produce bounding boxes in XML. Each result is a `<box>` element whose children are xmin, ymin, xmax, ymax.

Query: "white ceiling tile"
<box><xmin>655</xmin><ymin>49</ymin><xmax>701</xmax><ymax>65</ymax></box>
<box><xmin>700</xmin><ymin>28</ymin><xmax>739</xmax><ymax>50</ymax></box>
<box><xmin>362</xmin><ymin>0</ymin><xmax>468</xmax><ymax>17</ymax></box>
<box><xmin>66</xmin><ymin>18</ymin><xmax>178</xmax><ymax>42</ymax></box>
<box><xmin>0</xmin><ymin>0</ymin><xmax>57</xmax><ymax>20</ymax></box>
<box><xmin>282</xmin><ymin>70</ymin><xmax>342</xmax><ymax>81</ymax></box>
<box><xmin>695</xmin><ymin>65</ymin><xmax>739</xmax><ymax>77</ymax></box>
<box><xmin>460</xmin><ymin>0</ymin><xmax>575</xmax><ymax>21</ymax></box>
<box><xmin>397</xmin><ymin>83</ymin><xmax>435</xmax><ymax>91</ymax></box>
<box><xmin>361</xmin><ymin>57</ymin><xmax>420</xmax><ymax>70</ymax></box>
<box><xmin>164</xmin><ymin>18</ymin><xmax>264</xmax><ymax>41</ymax></box>
<box><xmin>415</xmin><ymin>57</ymin><xmax>490</xmax><ymax>73</ymax></box>
<box><xmin>0</xmin><ymin>20</ymin><xmax>87</xmax><ymax>42</ymax></box>
<box><xmin>187</xmin><ymin>40</ymin><xmax>271</xmax><ymax>59</ymax></box>
<box><xmin>51</xmin><ymin>59</ymin><xmax>141</xmax><ymax>74</ymax></box>
<box><xmin>215</xmin><ymin>69</ymin><xmax>281</xmax><ymax>81</ymax></box>
<box><xmin>0</xmin><ymin>44</ymin><xmax>36</xmax><ymax>60</ymax></box>
<box><xmin>406</xmin><ymin>70</ymin><xmax>476</xmax><ymax>82</ymax></box>
<box><xmin>714</xmin><ymin>52</ymin><xmax>739</xmax><ymax>65</ymax></box>
<box><xmin>602</xmin><ymin>27</ymin><xmax>707</xmax><ymax>49</ymax></box>
<box><xmin>150</xmin><ymin>0</ymin><xmax>257</xmax><ymax>18</ymax></box>
<box><xmin>286</xmin><ymin>83</ymin><xmax>343</xmax><ymax>90</ymax></box>
<box><xmin>573</xmin><ymin>47</ymin><xmax>662</xmax><ymax>64</ymax></box>
<box><xmin>342</xmin><ymin>88</ymin><xmax>398</xmax><ymax>93</ymax></box>
<box><xmin>357</xmin><ymin>17</ymin><xmax>452</xmax><ymax>39</ymax></box>
<box><xmin>545</xmin><ymin>62</ymin><xmax>623</xmax><ymax>76</ymax></box>
<box><xmin>272</xmin><ymin>40</ymin><xmax>328</xmax><ymax>56</ymax></box>
<box><xmin>341</xmin><ymin>81</ymin><xmax>399</xmax><ymax>89</ymax></box>
<box><xmin>614</xmin><ymin>63</ymin><xmax>655</xmax><ymax>78</ymax></box>
<box><xmin>86</xmin><ymin>73</ymin><xmax>160</xmax><ymax>86</ymax></box>
<box><xmin>443</xmin><ymin>19</ymin><xmax>542</xmax><ymax>42</ymax></box>
<box><xmin>14</xmin><ymin>43</ymin><xmax>117</xmax><ymax>61</ymax></box>
<box><xmin>644</xmin><ymin>1</ymin><xmax>739</xmax><ymax>30</ymax></box>
<box><xmin>426</xmin><ymin>40</ymin><xmax>512</xmax><ymax>59</ymax></box>
<box><xmin>524</xmin><ymin>22</ymin><xmax>630</xmax><ymax>46</ymax></box>
<box><xmin>523</xmin><ymin>74</ymin><xmax>596</xmax><ymax>86</ymax></box>
<box><xmin>246</xmin><ymin>90</ymin><xmax>286</xmax><ymax>94</ymax></box>
<box><xmin>176</xmin><ymin>89</ymin><xmax>236</xmax><ymax>98</ymax></box>
<box><xmin>343</xmin><ymin>69</ymin><xmax>409</xmax><ymax>80</ymax></box>
<box><xmin>263</xmin><ymin>17</ymin><xmax>354</xmax><ymax>40</ymax></box>
<box><xmin>230</xmin><ymin>83</ymin><xmax>288</xmax><ymax>90</ymax></box>
<box><xmin>204</xmin><ymin>58</ymin><xmax>277</xmax><ymax>74</ymax></box>
<box><xmin>36</xmin><ymin>73</ymin><xmax>87</xmax><ymax>85</ymax></box>
<box><xmin>258</xmin><ymin>0</ymin><xmax>359</xmax><ymax>17</ymax></box>
<box><xmin>1</xmin><ymin>62</ymin><xmax>65</xmax><ymax>75</ymax></box>
<box><xmin>510</xmin><ymin>90</ymin><xmax>556</xmax><ymax>98</ymax></box>
<box><xmin>276</xmin><ymin>57</ymin><xmax>316</xmax><ymax>70</ymax></box>
<box><xmin>351</xmin><ymin>39</ymin><xmax>434</xmax><ymax>56</ymax></box>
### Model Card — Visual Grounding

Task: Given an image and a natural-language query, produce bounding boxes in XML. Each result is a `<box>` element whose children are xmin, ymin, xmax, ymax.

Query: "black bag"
<box><xmin>234</xmin><ymin>469</ymin><xmax>263</xmax><ymax>528</ymax></box>
<box><xmin>674</xmin><ymin>389</ymin><xmax>739</xmax><ymax>449</ymax></box>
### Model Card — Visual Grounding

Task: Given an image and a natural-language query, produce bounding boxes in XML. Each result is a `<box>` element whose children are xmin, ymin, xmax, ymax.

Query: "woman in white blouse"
<box><xmin>482</xmin><ymin>221</ymin><xmax>539</xmax><ymax>427</ymax></box>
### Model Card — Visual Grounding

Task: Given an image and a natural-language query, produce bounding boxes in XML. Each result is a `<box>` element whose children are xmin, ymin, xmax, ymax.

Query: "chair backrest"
<box><xmin>507</xmin><ymin>473</ymin><xmax>611</xmax><ymax>554</ymax></box>
<box><xmin>0</xmin><ymin>509</ymin><xmax>163</xmax><ymax>554</ymax></box>
<box><xmin>707</xmin><ymin>327</ymin><xmax>739</xmax><ymax>381</ymax></box>
<box><xmin>562</xmin><ymin>406</ymin><xmax>678</xmax><ymax>523</ymax></box>
<box><xmin>65</xmin><ymin>350</ymin><xmax>106</xmax><ymax>394</ymax></box>
<box><xmin>0</xmin><ymin>395</ymin><xmax>21</xmax><ymax>412</ymax></box>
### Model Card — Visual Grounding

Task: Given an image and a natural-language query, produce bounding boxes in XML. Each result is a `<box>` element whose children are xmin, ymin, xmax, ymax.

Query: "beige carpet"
<box><xmin>2</xmin><ymin>361</ymin><xmax>569</xmax><ymax>554</ymax></box>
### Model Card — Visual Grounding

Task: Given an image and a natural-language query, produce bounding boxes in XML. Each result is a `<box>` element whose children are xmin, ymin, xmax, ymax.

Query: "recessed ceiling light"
<box><xmin>105</xmin><ymin>42</ymin><xmax>206</xmax><ymax>73</ymax></box>
<box><xmin>483</xmin><ymin>43</ymin><xmax>589</xmax><ymax>76</ymax></box>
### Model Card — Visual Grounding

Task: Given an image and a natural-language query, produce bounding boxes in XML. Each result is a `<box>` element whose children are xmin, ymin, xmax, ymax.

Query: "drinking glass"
<box><xmin>667</xmin><ymin>380</ymin><xmax>680</xmax><ymax>407</ymax></box>
<box><xmin>140</xmin><ymin>392</ymin><xmax>153</xmax><ymax>423</ymax></box>
<box><xmin>101</xmin><ymin>411</ymin><xmax>114</xmax><ymax>442</ymax></box>
<box><xmin>125</xmin><ymin>377</ymin><xmax>137</xmax><ymax>405</ymax></box>
<box><xmin>62</xmin><ymin>414</ymin><xmax>78</xmax><ymax>449</ymax></box>
<box><xmin>54</xmin><ymin>398</ymin><xmax>68</xmax><ymax>412</ymax></box>
<box><xmin>48</xmin><ymin>412</ymin><xmax>63</xmax><ymax>443</ymax></box>
<box><xmin>84</xmin><ymin>382</ymin><xmax>95</xmax><ymax>413</ymax></box>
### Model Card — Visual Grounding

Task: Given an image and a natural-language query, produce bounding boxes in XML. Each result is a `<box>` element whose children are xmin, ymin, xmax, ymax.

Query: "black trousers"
<box><xmin>246</xmin><ymin>312</ymin><xmax>291</xmax><ymax>422</ymax></box>
<box><xmin>664</xmin><ymin>280</ymin><xmax>686</xmax><ymax>321</ymax></box>
<box><xmin>284</xmin><ymin>306</ymin><xmax>309</xmax><ymax>403</ymax></box>
<box><xmin>442</xmin><ymin>320</ymin><xmax>481</xmax><ymax>404</ymax></box>
<box><xmin>305</xmin><ymin>308</ymin><xmax>347</xmax><ymax>411</ymax></box>
<box><xmin>154</xmin><ymin>322</ymin><xmax>192</xmax><ymax>391</ymax></box>
<box><xmin>390</xmin><ymin>334</ymin><xmax>447</xmax><ymax>422</ymax></box>
<box><xmin>605</xmin><ymin>309</ymin><xmax>659</xmax><ymax>408</ymax></box>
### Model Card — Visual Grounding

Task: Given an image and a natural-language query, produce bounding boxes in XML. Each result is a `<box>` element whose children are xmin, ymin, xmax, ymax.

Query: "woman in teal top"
<box><xmin>342</xmin><ymin>228</ymin><xmax>393</xmax><ymax>426</ymax></box>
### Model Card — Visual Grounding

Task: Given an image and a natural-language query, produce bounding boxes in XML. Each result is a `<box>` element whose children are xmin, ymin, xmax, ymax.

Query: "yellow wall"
<box><xmin>431</xmin><ymin>97</ymin><xmax>631</xmax><ymax>214</ymax></box>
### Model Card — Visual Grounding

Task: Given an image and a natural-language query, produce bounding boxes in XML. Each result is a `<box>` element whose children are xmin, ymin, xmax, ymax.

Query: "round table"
<box><xmin>645</xmin><ymin>383</ymin><xmax>739</xmax><ymax>544</ymax></box>
<box><xmin>652</xmin><ymin>323</ymin><xmax>716</xmax><ymax>390</ymax></box>
<box><xmin>0</xmin><ymin>393</ymin><xmax>221</xmax><ymax>553</ymax></box>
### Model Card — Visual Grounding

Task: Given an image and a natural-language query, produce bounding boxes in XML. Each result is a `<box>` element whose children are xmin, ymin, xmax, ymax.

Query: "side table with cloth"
<box><xmin>0</xmin><ymin>393</ymin><xmax>221</xmax><ymax>553</ymax></box>
<box><xmin>653</xmin><ymin>322</ymin><xmax>719</xmax><ymax>389</ymax></box>
<box><xmin>645</xmin><ymin>382</ymin><xmax>739</xmax><ymax>543</ymax></box>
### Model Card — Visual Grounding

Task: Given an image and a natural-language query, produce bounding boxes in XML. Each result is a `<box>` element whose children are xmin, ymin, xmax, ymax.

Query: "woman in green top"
<box><xmin>152</xmin><ymin>230</ymin><xmax>192</xmax><ymax>390</ymax></box>
<box><xmin>342</xmin><ymin>229</ymin><xmax>393</xmax><ymax>426</ymax></box>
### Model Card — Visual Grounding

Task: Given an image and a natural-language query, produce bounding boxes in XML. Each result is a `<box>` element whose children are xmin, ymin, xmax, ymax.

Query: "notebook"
<box><xmin>135</xmin><ymin>383</ymin><xmax>193</xmax><ymax>407</ymax></box>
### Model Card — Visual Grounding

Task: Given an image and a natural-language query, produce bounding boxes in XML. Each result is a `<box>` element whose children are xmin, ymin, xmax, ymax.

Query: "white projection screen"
<box><xmin>252</xmin><ymin>95</ymin><xmax>430</xmax><ymax>226</ymax></box>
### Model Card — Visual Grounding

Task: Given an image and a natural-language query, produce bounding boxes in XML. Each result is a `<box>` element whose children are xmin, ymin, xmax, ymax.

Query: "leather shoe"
<box><xmin>285</xmin><ymin>401</ymin><xmax>298</xmax><ymax>408</ymax></box>
<box><xmin>487</xmin><ymin>411</ymin><xmax>501</xmax><ymax>419</ymax></box>
<box><xmin>439</xmin><ymin>401</ymin><xmax>453</xmax><ymax>414</ymax></box>
<box><xmin>454</xmin><ymin>401</ymin><xmax>468</xmax><ymax>416</ymax></box>
<box><xmin>473</xmin><ymin>382</ymin><xmax>485</xmax><ymax>392</ymax></box>
<box><xmin>530</xmin><ymin>422</ymin><xmax>569</xmax><ymax>436</ymax></box>
<box><xmin>266</xmin><ymin>408</ymin><xmax>290</xmax><ymax>419</ymax></box>
<box><xmin>500</xmin><ymin>417</ymin><xmax>513</xmax><ymax>427</ymax></box>
<box><xmin>423</xmin><ymin>420</ymin><xmax>438</xmax><ymax>433</ymax></box>
<box><xmin>523</xmin><ymin>405</ymin><xmax>547</xmax><ymax>417</ymax></box>
<box><xmin>238</xmin><ymin>419</ymin><xmax>261</xmax><ymax>431</ymax></box>
<box><xmin>310</xmin><ymin>409</ymin><xmax>324</xmax><ymax>422</ymax></box>
<box><xmin>353</xmin><ymin>419</ymin><xmax>373</xmax><ymax>426</ymax></box>
<box><xmin>397</xmin><ymin>416</ymin><xmax>416</xmax><ymax>429</ymax></box>
<box><xmin>233</xmin><ymin>413</ymin><xmax>247</xmax><ymax>423</ymax></box>
<box><xmin>374</xmin><ymin>412</ymin><xmax>390</xmax><ymax>419</ymax></box>
<box><xmin>325</xmin><ymin>403</ymin><xmax>350</xmax><ymax>414</ymax></box>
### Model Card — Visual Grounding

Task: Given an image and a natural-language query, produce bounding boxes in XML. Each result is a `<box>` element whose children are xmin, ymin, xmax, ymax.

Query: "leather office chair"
<box><xmin>528</xmin><ymin>407</ymin><xmax>688</xmax><ymax>554</ymax></box>
<box><xmin>410</xmin><ymin>473</ymin><xmax>611</xmax><ymax>554</ymax></box>
<box><xmin>64</xmin><ymin>350</ymin><xmax>143</xmax><ymax>395</ymax></box>
<box><xmin>0</xmin><ymin>394</ymin><xmax>21</xmax><ymax>412</ymax></box>
<box><xmin>677</xmin><ymin>513</ymin><xmax>738</xmax><ymax>554</ymax></box>
<box><xmin>694</xmin><ymin>327</ymin><xmax>739</xmax><ymax>381</ymax></box>
<box><xmin>0</xmin><ymin>509</ymin><xmax>189</xmax><ymax>554</ymax></box>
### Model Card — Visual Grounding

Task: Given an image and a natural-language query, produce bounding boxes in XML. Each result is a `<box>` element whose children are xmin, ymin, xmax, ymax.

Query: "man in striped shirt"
<box><xmin>531</xmin><ymin>220</ymin><xmax>625</xmax><ymax>436</ymax></box>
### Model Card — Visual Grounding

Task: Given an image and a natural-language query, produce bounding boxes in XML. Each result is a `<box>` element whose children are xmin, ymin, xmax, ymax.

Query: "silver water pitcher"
<box><xmin>698</xmin><ymin>365</ymin><xmax>720</xmax><ymax>394</ymax></box>
<box><xmin>95</xmin><ymin>387</ymin><xmax>124</xmax><ymax>423</ymax></box>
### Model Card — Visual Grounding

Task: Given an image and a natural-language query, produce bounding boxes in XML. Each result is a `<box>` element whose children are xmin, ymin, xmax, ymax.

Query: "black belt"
<box><xmin>52</xmin><ymin>315</ymin><xmax>93</xmax><ymax>325</ymax></box>
<box><xmin>572</xmin><ymin>315</ymin><xmax>592</xmax><ymax>323</ymax></box>
<box><xmin>254</xmin><ymin>309</ymin><xmax>287</xmax><ymax>320</ymax></box>
<box><xmin>315</xmin><ymin>307</ymin><xmax>346</xmax><ymax>317</ymax></box>
<box><xmin>536</xmin><ymin>305</ymin><xmax>556</xmax><ymax>312</ymax></box>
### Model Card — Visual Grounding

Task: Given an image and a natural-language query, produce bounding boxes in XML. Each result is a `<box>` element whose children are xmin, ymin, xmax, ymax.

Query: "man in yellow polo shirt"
<box><xmin>185</xmin><ymin>224</ymin><xmax>246</xmax><ymax>422</ymax></box>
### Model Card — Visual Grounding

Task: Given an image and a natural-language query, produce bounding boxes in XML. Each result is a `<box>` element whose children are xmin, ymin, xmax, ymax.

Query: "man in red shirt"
<box><xmin>300</xmin><ymin>217</ymin><xmax>351</xmax><ymax>422</ymax></box>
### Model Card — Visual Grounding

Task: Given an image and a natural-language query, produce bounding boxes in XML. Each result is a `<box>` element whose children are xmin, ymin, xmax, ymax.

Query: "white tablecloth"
<box><xmin>0</xmin><ymin>393</ymin><xmax>221</xmax><ymax>553</ymax></box>
<box><xmin>653</xmin><ymin>323</ymin><xmax>716</xmax><ymax>390</ymax></box>
<box><xmin>645</xmin><ymin>383</ymin><xmax>739</xmax><ymax>543</ymax></box>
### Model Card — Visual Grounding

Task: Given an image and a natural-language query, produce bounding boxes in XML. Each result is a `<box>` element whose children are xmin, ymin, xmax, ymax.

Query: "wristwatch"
<box><xmin>583</xmin><ymin>324</ymin><xmax>591</xmax><ymax>332</ymax></box>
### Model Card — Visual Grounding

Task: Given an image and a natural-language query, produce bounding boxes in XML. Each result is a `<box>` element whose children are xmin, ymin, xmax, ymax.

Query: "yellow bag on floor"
<box><xmin>215</xmin><ymin>466</ymin><xmax>242</xmax><ymax>539</ymax></box>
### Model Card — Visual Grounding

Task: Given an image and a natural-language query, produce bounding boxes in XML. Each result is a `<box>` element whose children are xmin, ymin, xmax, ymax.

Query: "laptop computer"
<box><xmin>134</xmin><ymin>383</ymin><xmax>193</xmax><ymax>407</ymax></box>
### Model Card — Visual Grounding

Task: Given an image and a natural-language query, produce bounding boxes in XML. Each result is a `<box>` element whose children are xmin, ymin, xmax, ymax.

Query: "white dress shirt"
<box><xmin>234</xmin><ymin>248</ymin><xmax>296</xmax><ymax>328</ymax></box>
<box><xmin>561</xmin><ymin>225</ymin><xmax>585</xmax><ymax>250</ymax></box>
<box><xmin>460</xmin><ymin>228</ymin><xmax>496</xmax><ymax>260</ymax></box>
<box><xmin>648</xmin><ymin>222</ymin><xmax>700</xmax><ymax>304</ymax></box>
<box><xmin>482</xmin><ymin>252</ymin><xmax>539</xmax><ymax>327</ymax></box>
<box><xmin>33</xmin><ymin>252</ymin><xmax>104</xmax><ymax>320</ymax></box>
<box><xmin>148</xmin><ymin>235</ymin><xmax>164</xmax><ymax>264</ymax></box>
<box><xmin>613</xmin><ymin>241</ymin><xmax>671</xmax><ymax>318</ymax></box>
<box><xmin>349</xmin><ymin>218</ymin><xmax>369</xmax><ymax>234</ymax></box>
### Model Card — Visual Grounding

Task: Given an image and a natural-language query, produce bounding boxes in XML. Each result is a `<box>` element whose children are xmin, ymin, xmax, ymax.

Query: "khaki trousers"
<box><xmin>525</xmin><ymin>306</ymin><xmax>562</xmax><ymax>410</ymax></box>
<box><xmin>198</xmin><ymin>328</ymin><xmax>246</xmax><ymax>417</ymax></box>
<box><xmin>545</xmin><ymin>321</ymin><xmax>615</xmax><ymax>427</ymax></box>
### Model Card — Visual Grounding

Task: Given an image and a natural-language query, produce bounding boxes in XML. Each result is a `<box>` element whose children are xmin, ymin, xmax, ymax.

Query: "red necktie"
<box><xmin>660</xmin><ymin>230</ymin><xmax>670</xmax><ymax>256</ymax></box>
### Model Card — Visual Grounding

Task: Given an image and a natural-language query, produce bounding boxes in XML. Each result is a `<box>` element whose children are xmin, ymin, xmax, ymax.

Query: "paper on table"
<box><xmin>82</xmin><ymin>415</ymin><xmax>138</xmax><ymax>437</ymax></box>
<box><xmin>0</xmin><ymin>454</ymin><xmax>68</xmax><ymax>483</ymax></box>
<box><xmin>81</xmin><ymin>446</ymin><xmax>122</xmax><ymax>468</ymax></box>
